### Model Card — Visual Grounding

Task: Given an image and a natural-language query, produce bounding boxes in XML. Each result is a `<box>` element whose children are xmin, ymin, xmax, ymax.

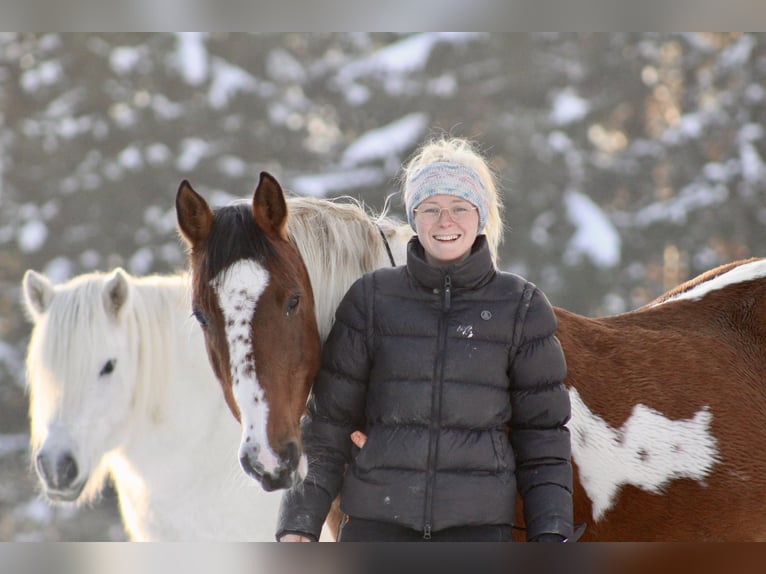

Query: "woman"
<box><xmin>277</xmin><ymin>137</ymin><xmax>572</xmax><ymax>542</ymax></box>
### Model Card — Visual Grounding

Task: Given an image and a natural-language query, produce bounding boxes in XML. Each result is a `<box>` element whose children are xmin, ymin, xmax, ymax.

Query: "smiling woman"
<box><xmin>277</xmin><ymin>136</ymin><xmax>573</xmax><ymax>543</ymax></box>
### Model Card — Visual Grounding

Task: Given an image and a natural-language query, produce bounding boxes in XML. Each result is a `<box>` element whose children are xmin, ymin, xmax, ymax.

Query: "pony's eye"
<box><xmin>285</xmin><ymin>294</ymin><xmax>301</xmax><ymax>316</ymax></box>
<box><xmin>192</xmin><ymin>307</ymin><xmax>209</xmax><ymax>329</ymax></box>
<box><xmin>100</xmin><ymin>359</ymin><xmax>116</xmax><ymax>377</ymax></box>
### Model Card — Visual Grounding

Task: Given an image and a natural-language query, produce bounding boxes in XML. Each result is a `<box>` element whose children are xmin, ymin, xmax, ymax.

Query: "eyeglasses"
<box><xmin>413</xmin><ymin>204</ymin><xmax>478</xmax><ymax>224</ymax></box>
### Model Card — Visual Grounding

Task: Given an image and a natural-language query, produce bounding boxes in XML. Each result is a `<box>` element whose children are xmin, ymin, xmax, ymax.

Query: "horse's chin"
<box><xmin>43</xmin><ymin>482</ymin><xmax>86</xmax><ymax>503</ymax></box>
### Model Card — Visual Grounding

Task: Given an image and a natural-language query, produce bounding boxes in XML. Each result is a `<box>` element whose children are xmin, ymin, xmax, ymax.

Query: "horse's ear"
<box><xmin>176</xmin><ymin>180</ymin><xmax>214</xmax><ymax>248</ymax></box>
<box><xmin>252</xmin><ymin>172</ymin><xmax>289</xmax><ymax>241</ymax></box>
<box><xmin>103</xmin><ymin>268</ymin><xmax>130</xmax><ymax>319</ymax></box>
<box><xmin>22</xmin><ymin>270</ymin><xmax>54</xmax><ymax>320</ymax></box>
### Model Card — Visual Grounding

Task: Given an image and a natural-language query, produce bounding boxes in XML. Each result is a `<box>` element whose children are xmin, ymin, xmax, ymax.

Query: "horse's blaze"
<box><xmin>569</xmin><ymin>388</ymin><xmax>719</xmax><ymax>522</ymax></box>
<box><xmin>211</xmin><ymin>260</ymin><xmax>283</xmax><ymax>474</ymax></box>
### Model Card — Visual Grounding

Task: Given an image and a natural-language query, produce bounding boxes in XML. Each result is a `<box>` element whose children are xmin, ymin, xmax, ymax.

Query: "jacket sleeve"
<box><xmin>508</xmin><ymin>287</ymin><xmax>573</xmax><ymax>541</ymax></box>
<box><xmin>276</xmin><ymin>276</ymin><xmax>371</xmax><ymax>541</ymax></box>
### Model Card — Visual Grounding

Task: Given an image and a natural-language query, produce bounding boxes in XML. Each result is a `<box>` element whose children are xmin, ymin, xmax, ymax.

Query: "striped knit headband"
<box><xmin>405</xmin><ymin>161</ymin><xmax>489</xmax><ymax>234</ymax></box>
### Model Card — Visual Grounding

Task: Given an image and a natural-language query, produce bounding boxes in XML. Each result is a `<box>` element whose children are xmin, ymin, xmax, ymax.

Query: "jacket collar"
<box><xmin>406</xmin><ymin>235</ymin><xmax>496</xmax><ymax>291</ymax></box>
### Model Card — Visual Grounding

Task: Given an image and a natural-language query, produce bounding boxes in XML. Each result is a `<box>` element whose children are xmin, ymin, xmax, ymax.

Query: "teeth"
<box><xmin>435</xmin><ymin>235</ymin><xmax>459</xmax><ymax>241</ymax></box>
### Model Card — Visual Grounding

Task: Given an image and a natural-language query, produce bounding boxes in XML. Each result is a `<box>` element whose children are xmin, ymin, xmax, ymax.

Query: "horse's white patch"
<box><xmin>212</xmin><ymin>260</ymin><xmax>280</xmax><ymax>473</ymax></box>
<box><xmin>457</xmin><ymin>324</ymin><xmax>473</xmax><ymax>338</ymax></box>
<box><xmin>568</xmin><ymin>388</ymin><xmax>719</xmax><ymax>522</ymax></box>
<box><xmin>656</xmin><ymin>259</ymin><xmax>766</xmax><ymax>305</ymax></box>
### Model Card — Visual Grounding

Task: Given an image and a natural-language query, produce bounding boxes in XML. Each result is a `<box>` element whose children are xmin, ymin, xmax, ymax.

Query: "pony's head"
<box><xmin>22</xmin><ymin>268</ymin><xmax>139</xmax><ymax>503</ymax></box>
<box><xmin>176</xmin><ymin>172</ymin><xmax>321</xmax><ymax>491</ymax></box>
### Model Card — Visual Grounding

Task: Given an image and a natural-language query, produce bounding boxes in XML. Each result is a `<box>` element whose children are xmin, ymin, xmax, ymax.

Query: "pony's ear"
<box><xmin>176</xmin><ymin>180</ymin><xmax>214</xmax><ymax>248</ymax></box>
<box><xmin>252</xmin><ymin>172</ymin><xmax>288</xmax><ymax>241</ymax></box>
<box><xmin>103</xmin><ymin>268</ymin><xmax>130</xmax><ymax>319</ymax></box>
<box><xmin>22</xmin><ymin>270</ymin><xmax>54</xmax><ymax>320</ymax></box>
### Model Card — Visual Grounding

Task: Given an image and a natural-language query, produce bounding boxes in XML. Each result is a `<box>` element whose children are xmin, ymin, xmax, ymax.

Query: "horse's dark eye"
<box><xmin>100</xmin><ymin>359</ymin><xmax>116</xmax><ymax>377</ymax></box>
<box><xmin>285</xmin><ymin>294</ymin><xmax>300</xmax><ymax>316</ymax></box>
<box><xmin>192</xmin><ymin>307</ymin><xmax>209</xmax><ymax>329</ymax></box>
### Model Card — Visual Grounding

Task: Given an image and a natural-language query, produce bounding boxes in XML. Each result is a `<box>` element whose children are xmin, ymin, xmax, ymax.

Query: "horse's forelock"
<box><xmin>205</xmin><ymin>204</ymin><xmax>279</xmax><ymax>281</ymax></box>
<box><xmin>31</xmin><ymin>276</ymin><xmax>115</xmax><ymax>380</ymax></box>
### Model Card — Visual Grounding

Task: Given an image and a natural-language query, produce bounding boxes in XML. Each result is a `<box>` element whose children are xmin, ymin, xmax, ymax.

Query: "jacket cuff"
<box><xmin>523</xmin><ymin>484</ymin><xmax>573</xmax><ymax>540</ymax></box>
<box><xmin>275</xmin><ymin>529</ymin><xmax>318</xmax><ymax>542</ymax></box>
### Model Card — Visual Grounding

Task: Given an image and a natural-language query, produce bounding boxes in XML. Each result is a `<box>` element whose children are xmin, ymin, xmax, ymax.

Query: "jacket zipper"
<box><xmin>423</xmin><ymin>273</ymin><xmax>451</xmax><ymax>540</ymax></box>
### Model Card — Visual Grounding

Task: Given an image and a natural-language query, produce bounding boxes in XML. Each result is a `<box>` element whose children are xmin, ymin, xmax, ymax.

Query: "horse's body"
<box><xmin>561</xmin><ymin>258</ymin><xmax>766</xmax><ymax>541</ymax></box>
<box><xmin>177</xmin><ymin>173</ymin><xmax>766</xmax><ymax>540</ymax></box>
<box><xmin>22</xmin><ymin>269</ymin><xmax>286</xmax><ymax>541</ymax></box>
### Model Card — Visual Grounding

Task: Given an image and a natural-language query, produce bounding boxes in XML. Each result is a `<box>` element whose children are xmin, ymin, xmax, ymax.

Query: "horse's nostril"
<box><xmin>240</xmin><ymin>453</ymin><xmax>265</xmax><ymax>478</ymax></box>
<box><xmin>58</xmin><ymin>453</ymin><xmax>78</xmax><ymax>488</ymax></box>
<box><xmin>281</xmin><ymin>441</ymin><xmax>300</xmax><ymax>468</ymax></box>
<box><xmin>35</xmin><ymin>452</ymin><xmax>51</xmax><ymax>483</ymax></box>
<box><xmin>36</xmin><ymin>452</ymin><xmax>78</xmax><ymax>489</ymax></box>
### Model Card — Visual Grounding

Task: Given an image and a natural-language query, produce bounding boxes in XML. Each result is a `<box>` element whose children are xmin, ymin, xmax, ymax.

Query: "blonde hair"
<box><xmin>402</xmin><ymin>137</ymin><xmax>504</xmax><ymax>264</ymax></box>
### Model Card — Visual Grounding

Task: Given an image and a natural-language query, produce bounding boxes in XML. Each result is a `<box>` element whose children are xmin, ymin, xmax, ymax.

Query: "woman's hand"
<box><xmin>279</xmin><ymin>431</ymin><xmax>366</xmax><ymax>544</ymax></box>
<box><xmin>279</xmin><ymin>533</ymin><xmax>313</xmax><ymax>542</ymax></box>
<box><xmin>350</xmin><ymin>430</ymin><xmax>367</xmax><ymax>448</ymax></box>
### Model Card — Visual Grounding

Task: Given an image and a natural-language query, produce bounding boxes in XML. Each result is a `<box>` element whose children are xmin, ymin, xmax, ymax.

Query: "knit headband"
<box><xmin>405</xmin><ymin>161</ymin><xmax>489</xmax><ymax>233</ymax></box>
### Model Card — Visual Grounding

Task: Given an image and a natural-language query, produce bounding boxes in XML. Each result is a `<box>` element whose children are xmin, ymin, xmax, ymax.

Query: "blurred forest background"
<box><xmin>1</xmin><ymin>32</ymin><xmax>765</xmax><ymax>540</ymax></box>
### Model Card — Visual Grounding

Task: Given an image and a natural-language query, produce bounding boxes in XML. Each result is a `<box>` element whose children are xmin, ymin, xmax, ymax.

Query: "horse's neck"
<box><xmin>288</xmin><ymin>204</ymin><xmax>413</xmax><ymax>342</ymax></box>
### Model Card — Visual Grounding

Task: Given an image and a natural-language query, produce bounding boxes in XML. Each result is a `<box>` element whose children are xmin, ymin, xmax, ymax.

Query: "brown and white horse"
<box><xmin>177</xmin><ymin>173</ymin><xmax>766</xmax><ymax>540</ymax></box>
<box><xmin>176</xmin><ymin>172</ymin><xmax>411</xmax><ymax>492</ymax></box>
<box><xmin>563</xmin><ymin>257</ymin><xmax>766</xmax><ymax>540</ymax></box>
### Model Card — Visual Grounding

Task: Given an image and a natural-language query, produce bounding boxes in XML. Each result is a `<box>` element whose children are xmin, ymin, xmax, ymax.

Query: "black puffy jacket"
<box><xmin>277</xmin><ymin>236</ymin><xmax>572</xmax><ymax>541</ymax></box>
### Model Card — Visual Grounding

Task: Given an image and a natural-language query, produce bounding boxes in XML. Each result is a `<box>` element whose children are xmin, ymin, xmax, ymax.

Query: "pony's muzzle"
<box><xmin>35</xmin><ymin>450</ymin><xmax>84</xmax><ymax>501</ymax></box>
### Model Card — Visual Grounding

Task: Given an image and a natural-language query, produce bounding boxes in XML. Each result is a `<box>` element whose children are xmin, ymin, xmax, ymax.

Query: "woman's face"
<box><xmin>414</xmin><ymin>194</ymin><xmax>480</xmax><ymax>266</ymax></box>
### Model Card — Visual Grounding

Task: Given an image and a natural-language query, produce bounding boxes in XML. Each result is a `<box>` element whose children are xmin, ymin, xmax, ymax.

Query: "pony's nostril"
<box><xmin>36</xmin><ymin>452</ymin><xmax>78</xmax><ymax>489</ymax></box>
<box><xmin>58</xmin><ymin>453</ymin><xmax>78</xmax><ymax>488</ymax></box>
<box><xmin>35</xmin><ymin>452</ymin><xmax>51</xmax><ymax>484</ymax></box>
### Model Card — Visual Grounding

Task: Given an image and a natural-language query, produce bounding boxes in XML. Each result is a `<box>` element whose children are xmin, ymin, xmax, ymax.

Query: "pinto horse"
<box><xmin>177</xmin><ymin>172</ymin><xmax>766</xmax><ymax>541</ymax></box>
<box><xmin>176</xmin><ymin>172</ymin><xmax>411</xmax><ymax>491</ymax></box>
<box><xmin>562</xmin><ymin>257</ymin><xmax>766</xmax><ymax>541</ymax></box>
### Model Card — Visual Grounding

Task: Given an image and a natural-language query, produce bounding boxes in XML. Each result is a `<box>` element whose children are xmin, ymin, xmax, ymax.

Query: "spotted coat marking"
<box><xmin>568</xmin><ymin>388</ymin><xmax>719</xmax><ymax>521</ymax></box>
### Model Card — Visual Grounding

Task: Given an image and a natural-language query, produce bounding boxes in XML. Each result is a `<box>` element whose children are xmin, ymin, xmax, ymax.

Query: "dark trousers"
<box><xmin>338</xmin><ymin>516</ymin><xmax>514</xmax><ymax>542</ymax></box>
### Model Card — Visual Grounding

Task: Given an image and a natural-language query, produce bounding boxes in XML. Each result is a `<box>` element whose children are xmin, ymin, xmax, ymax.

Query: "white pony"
<box><xmin>22</xmin><ymin>268</ymin><xmax>287</xmax><ymax>541</ymax></box>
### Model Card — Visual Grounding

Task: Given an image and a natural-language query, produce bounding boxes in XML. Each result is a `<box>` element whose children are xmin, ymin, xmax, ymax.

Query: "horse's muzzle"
<box><xmin>239</xmin><ymin>441</ymin><xmax>301</xmax><ymax>491</ymax></box>
<box><xmin>35</xmin><ymin>451</ymin><xmax>85</xmax><ymax>501</ymax></box>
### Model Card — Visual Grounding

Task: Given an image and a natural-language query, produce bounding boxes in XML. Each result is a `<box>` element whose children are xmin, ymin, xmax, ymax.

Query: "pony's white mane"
<box><xmin>26</xmin><ymin>270</ymin><xmax>194</xmax><ymax>502</ymax></box>
<box><xmin>286</xmin><ymin>196</ymin><xmax>413</xmax><ymax>342</ymax></box>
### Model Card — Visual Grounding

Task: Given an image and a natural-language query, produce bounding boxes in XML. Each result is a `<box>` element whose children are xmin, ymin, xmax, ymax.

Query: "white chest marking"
<box><xmin>212</xmin><ymin>260</ymin><xmax>279</xmax><ymax>471</ymax></box>
<box><xmin>568</xmin><ymin>388</ymin><xmax>719</xmax><ymax>522</ymax></box>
